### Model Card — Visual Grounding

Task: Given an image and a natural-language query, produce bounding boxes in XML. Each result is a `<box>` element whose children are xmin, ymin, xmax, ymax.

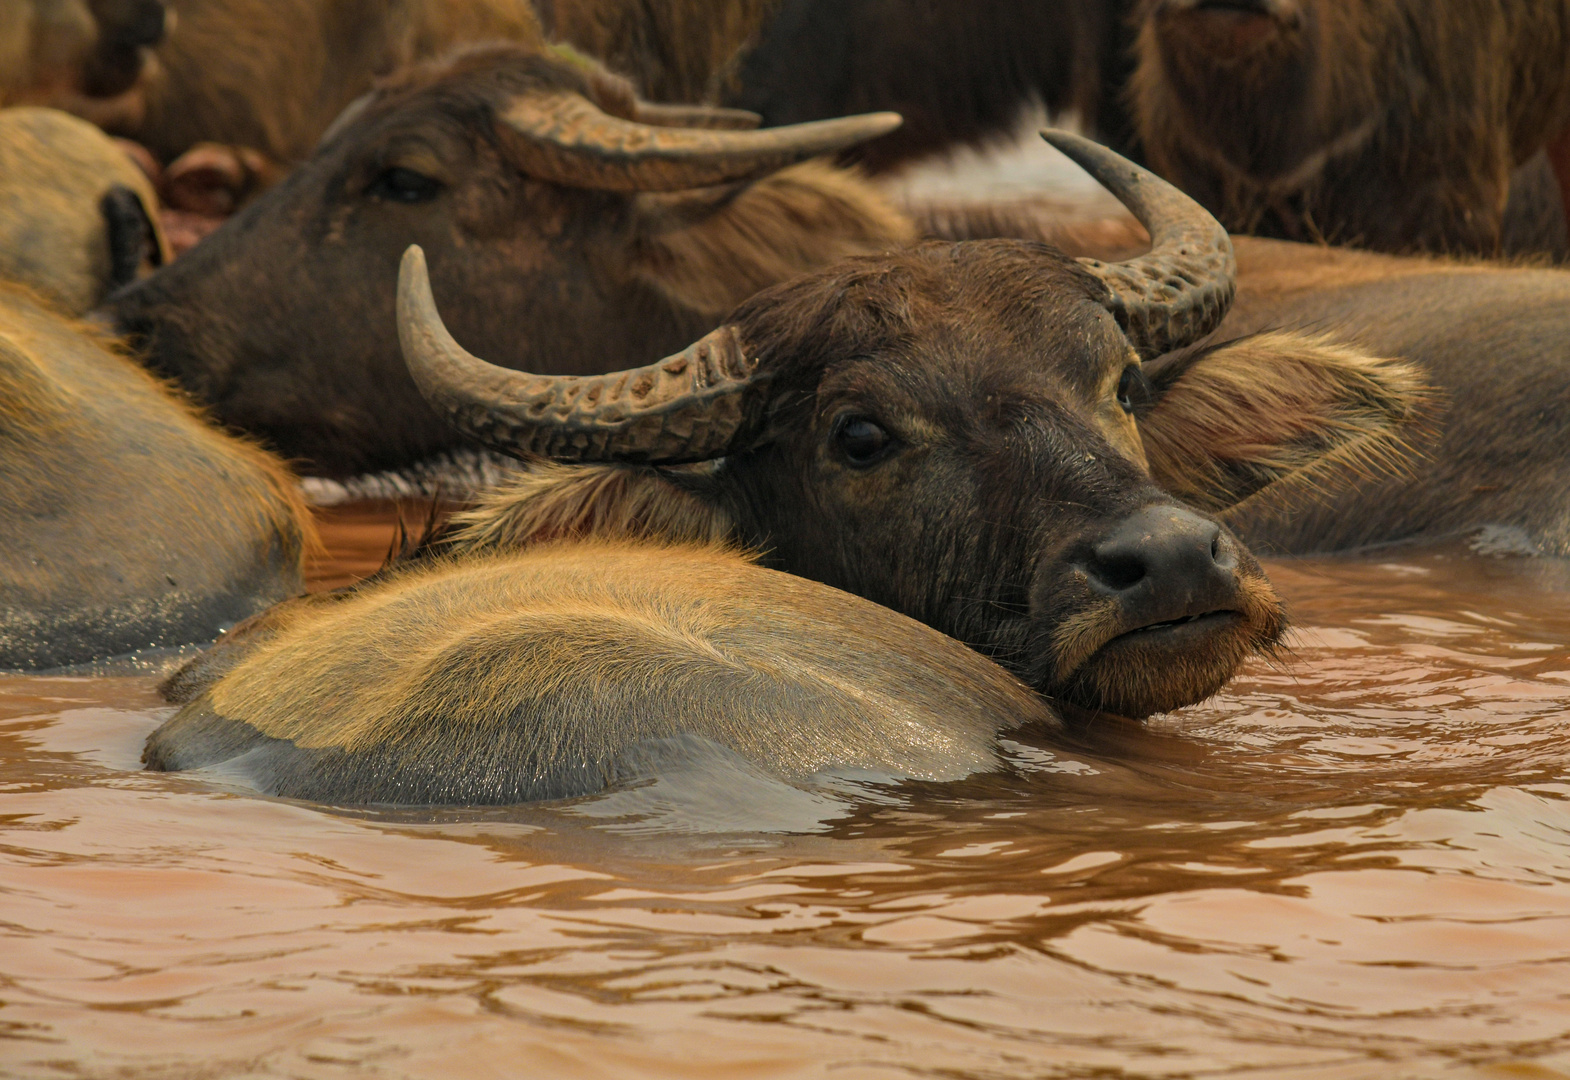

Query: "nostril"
<box><xmin>1211</xmin><ymin>533</ymin><xmax>1221</xmax><ymax>561</ymax></box>
<box><xmin>1085</xmin><ymin>549</ymin><xmax>1149</xmax><ymax>594</ymax></box>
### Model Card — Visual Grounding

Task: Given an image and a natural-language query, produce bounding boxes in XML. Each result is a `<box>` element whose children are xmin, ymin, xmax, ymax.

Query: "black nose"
<box><xmin>1081</xmin><ymin>505</ymin><xmax>1237</xmax><ymax>613</ymax></box>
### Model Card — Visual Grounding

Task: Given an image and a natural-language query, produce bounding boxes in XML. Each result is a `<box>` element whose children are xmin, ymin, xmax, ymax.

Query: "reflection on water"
<box><xmin>3</xmin><ymin>507</ymin><xmax>1570</xmax><ymax>1078</ymax></box>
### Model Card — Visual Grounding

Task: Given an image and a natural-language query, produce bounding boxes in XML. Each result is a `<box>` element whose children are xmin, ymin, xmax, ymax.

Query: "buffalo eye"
<box><xmin>833</xmin><ymin>416</ymin><xmax>895</xmax><ymax>467</ymax></box>
<box><xmin>366</xmin><ymin>166</ymin><xmax>443</xmax><ymax>203</ymax></box>
<box><xmin>1117</xmin><ymin>364</ymin><xmax>1152</xmax><ymax>415</ymax></box>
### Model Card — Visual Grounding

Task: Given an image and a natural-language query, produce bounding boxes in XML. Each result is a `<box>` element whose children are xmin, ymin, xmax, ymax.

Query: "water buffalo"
<box><xmin>722</xmin><ymin>0</ymin><xmax>1142</xmax><ymax>173</ymax></box>
<box><xmin>388</xmin><ymin>135</ymin><xmax>1431</xmax><ymax>718</ymax></box>
<box><xmin>0</xmin><ymin>106</ymin><xmax>167</xmax><ymax>315</ymax></box>
<box><xmin>102</xmin><ymin>44</ymin><xmax>909</xmax><ymax>477</ymax></box>
<box><xmin>0</xmin><ymin>286</ymin><xmax>312</xmax><ymax>671</ymax></box>
<box><xmin>125</xmin><ymin>0</ymin><xmax>542</xmax><ymax>164</ymax></box>
<box><xmin>1</xmin><ymin>0</ymin><xmax>167</xmax><ymax>128</ymax></box>
<box><xmin>146</xmin><ymin>541</ymin><xmax>1057</xmax><ymax>805</ymax></box>
<box><xmin>140</xmin><ymin>134</ymin><xmax>1427</xmax><ymax>807</ymax></box>
<box><xmin>1131</xmin><ymin>0</ymin><xmax>1570</xmax><ymax>256</ymax></box>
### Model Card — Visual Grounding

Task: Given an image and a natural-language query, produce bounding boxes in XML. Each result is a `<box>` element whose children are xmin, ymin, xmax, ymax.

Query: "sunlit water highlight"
<box><xmin>3</xmin><ymin>505</ymin><xmax>1569</xmax><ymax>1078</ymax></box>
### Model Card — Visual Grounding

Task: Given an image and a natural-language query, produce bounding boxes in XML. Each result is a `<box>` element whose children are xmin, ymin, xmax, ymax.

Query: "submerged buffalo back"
<box><xmin>0</xmin><ymin>286</ymin><xmax>311</xmax><ymax>669</ymax></box>
<box><xmin>147</xmin><ymin>542</ymin><xmax>1053</xmax><ymax>804</ymax></box>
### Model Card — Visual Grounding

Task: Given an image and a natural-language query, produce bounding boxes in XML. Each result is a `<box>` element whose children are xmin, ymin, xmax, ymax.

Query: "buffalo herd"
<box><xmin>2</xmin><ymin>1</ymin><xmax>1566</xmax><ymax>805</ymax></box>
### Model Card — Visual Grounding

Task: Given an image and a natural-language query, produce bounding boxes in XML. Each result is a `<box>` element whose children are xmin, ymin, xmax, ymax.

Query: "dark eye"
<box><xmin>366</xmin><ymin>166</ymin><xmax>443</xmax><ymax>203</ymax></box>
<box><xmin>833</xmin><ymin>416</ymin><xmax>894</xmax><ymax>467</ymax></box>
<box><xmin>1116</xmin><ymin>364</ymin><xmax>1152</xmax><ymax>415</ymax></box>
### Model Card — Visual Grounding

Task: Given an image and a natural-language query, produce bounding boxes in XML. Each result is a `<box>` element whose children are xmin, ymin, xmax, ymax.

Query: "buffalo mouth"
<box><xmin>1049</xmin><ymin>596</ymin><xmax>1282</xmax><ymax>720</ymax></box>
<box><xmin>1108</xmin><ymin>609</ymin><xmax>1241</xmax><ymax>645</ymax></box>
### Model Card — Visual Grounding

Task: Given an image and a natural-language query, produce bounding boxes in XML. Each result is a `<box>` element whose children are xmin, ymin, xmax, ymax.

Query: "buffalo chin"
<box><xmin>1054</xmin><ymin>603</ymin><xmax>1285</xmax><ymax>720</ymax></box>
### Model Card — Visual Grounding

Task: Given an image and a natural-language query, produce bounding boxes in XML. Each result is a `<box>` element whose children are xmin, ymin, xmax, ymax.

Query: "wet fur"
<box><xmin>1213</xmin><ymin>236</ymin><xmax>1570</xmax><ymax>554</ymax></box>
<box><xmin>1050</xmin><ymin>574</ymin><xmax>1283</xmax><ymax>718</ymax></box>
<box><xmin>448</xmin><ymin>462</ymin><xmax>736</xmax><ymax>552</ymax></box>
<box><xmin>432</xmin><ymin>244</ymin><xmax>1422</xmax><ymax>716</ymax></box>
<box><xmin>0</xmin><ymin>283</ymin><xmax>313</xmax><ymax>669</ymax></box>
<box><xmin>148</xmin><ymin>541</ymin><xmax>1055</xmax><ymax>805</ymax></box>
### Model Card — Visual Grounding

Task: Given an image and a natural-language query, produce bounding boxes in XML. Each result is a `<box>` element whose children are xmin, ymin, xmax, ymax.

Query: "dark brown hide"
<box><xmin>539</xmin><ymin>0</ymin><xmax>782</xmax><ymax>105</ymax></box>
<box><xmin>393</xmin><ymin>140</ymin><xmax>1429</xmax><ymax>717</ymax></box>
<box><xmin>1132</xmin><ymin>0</ymin><xmax>1570</xmax><ymax>256</ymax></box>
<box><xmin>101</xmin><ymin>46</ymin><xmax>912</xmax><ymax>476</ymax></box>
<box><xmin>723</xmin><ymin>0</ymin><xmax>1142</xmax><ymax>173</ymax></box>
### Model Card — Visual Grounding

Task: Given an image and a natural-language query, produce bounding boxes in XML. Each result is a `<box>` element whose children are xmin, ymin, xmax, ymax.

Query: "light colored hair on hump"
<box><xmin>447</xmin><ymin>461</ymin><xmax>737</xmax><ymax>554</ymax></box>
<box><xmin>1141</xmin><ymin>329</ymin><xmax>1433</xmax><ymax>516</ymax></box>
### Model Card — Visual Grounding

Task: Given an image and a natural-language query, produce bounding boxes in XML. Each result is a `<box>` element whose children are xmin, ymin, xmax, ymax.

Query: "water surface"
<box><xmin>3</xmin><ymin>508</ymin><xmax>1568</xmax><ymax>1078</ymax></box>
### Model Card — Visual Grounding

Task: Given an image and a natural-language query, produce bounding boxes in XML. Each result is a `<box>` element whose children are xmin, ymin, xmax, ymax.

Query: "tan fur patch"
<box><xmin>0</xmin><ymin>107</ymin><xmax>168</xmax><ymax>315</ymax></box>
<box><xmin>448</xmin><ymin>462</ymin><xmax>734</xmax><ymax>554</ymax></box>
<box><xmin>136</xmin><ymin>0</ymin><xmax>544</xmax><ymax>164</ymax></box>
<box><xmin>175</xmin><ymin>540</ymin><xmax>1050</xmax><ymax>788</ymax></box>
<box><xmin>1</xmin><ymin>283</ymin><xmax>315</xmax><ymax>587</ymax></box>
<box><xmin>1050</xmin><ymin>596</ymin><xmax>1124</xmax><ymax>687</ymax></box>
<box><xmin>1140</xmin><ymin>330</ymin><xmax>1432</xmax><ymax>515</ymax></box>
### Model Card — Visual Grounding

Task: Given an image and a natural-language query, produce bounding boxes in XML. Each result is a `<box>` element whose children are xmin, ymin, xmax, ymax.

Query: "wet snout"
<box><xmin>1080</xmin><ymin>504</ymin><xmax>1239</xmax><ymax>631</ymax></box>
<box><xmin>1036</xmin><ymin>502</ymin><xmax>1284</xmax><ymax>719</ymax></box>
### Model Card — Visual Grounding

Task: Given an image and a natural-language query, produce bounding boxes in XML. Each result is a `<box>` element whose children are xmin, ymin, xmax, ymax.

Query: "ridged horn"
<box><xmin>501</xmin><ymin>90</ymin><xmax>901</xmax><ymax>192</ymax></box>
<box><xmin>1040</xmin><ymin>130</ymin><xmax>1235</xmax><ymax>358</ymax></box>
<box><xmin>397</xmin><ymin>246</ymin><xmax>768</xmax><ymax>464</ymax></box>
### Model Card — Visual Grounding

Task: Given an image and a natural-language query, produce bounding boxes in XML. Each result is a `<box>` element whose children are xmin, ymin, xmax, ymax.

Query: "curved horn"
<box><xmin>632</xmin><ymin>101</ymin><xmax>764</xmax><ymax>131</ymax></box>
<box><xmin>397</xmin><ymin>246</ymin><xmax>768</xmax><ymax>464</ymax></box>
<box><xmin>1040</xmin><ymin>129</ymin><xmax>1235</xmax><ymax>359</ymax></box>
<box><xmin>501</xmin><ymin>90</ymin><xmax>901</xmax><ymax>191</ymax></box>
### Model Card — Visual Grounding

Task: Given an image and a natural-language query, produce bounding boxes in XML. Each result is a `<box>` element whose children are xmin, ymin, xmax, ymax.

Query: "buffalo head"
<box><xmin>396</xmin><ymin>132</ymin><xmax>1423</xmax><ymax>718</ymax></box>
<box><xmin>101</xmin><ymin>44</ymin><xmax>908</xmax><ymax>476</ymax></box>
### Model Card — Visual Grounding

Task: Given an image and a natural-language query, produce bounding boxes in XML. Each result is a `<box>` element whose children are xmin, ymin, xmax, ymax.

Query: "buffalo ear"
<box><xmin>629</xmin><ymin>161</ymin><xmax>916</xmax><ymax>317</ymax></box>
<box><xmin>1138</xmin><ymin>330</ymin><xmax>1433</xmax><ymax>514</ymax></box>
<box><xmin>444</xmin><ymin>461</ymin><xmax>737</xmax><ymax>553</ymax></box>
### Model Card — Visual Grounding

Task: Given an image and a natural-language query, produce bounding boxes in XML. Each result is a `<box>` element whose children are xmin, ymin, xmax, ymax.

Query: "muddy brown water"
<box><xmin>3</xmin><ymin>503</ymin><xmax>1570</xmax><ymax>1078</ymax></box>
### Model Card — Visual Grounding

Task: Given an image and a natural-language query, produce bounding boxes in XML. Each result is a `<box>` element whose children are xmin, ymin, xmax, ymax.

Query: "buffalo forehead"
<box><xmin>812</xmin><ymin>297</ymin><xmax>1128</xmax><ymax>424</ymax></box>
